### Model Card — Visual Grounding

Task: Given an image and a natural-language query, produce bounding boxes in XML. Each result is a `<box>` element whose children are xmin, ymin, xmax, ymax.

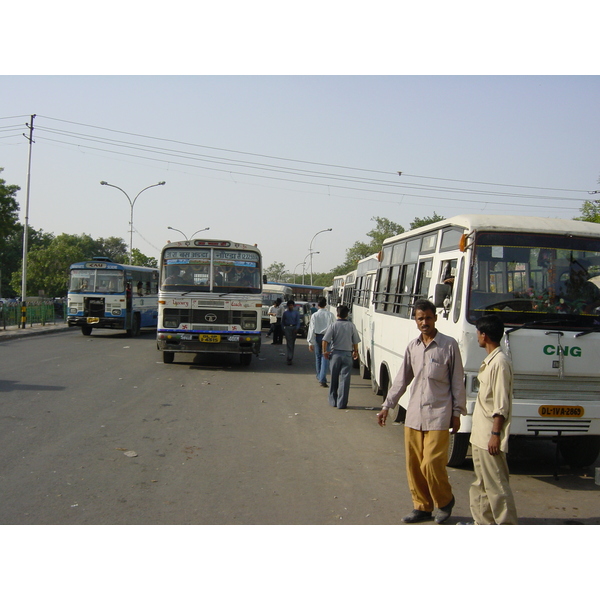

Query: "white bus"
<box><xmin>157</xmin><ymin>239</ymin><xmax>262</xmax><ymax>366</ymax></box>
<box><xmin>261</xmin><ymin>282</ymin><xmax>293</xmax><ymax>328</ymax></box>
<box><xmin>67</xmin><ymin>258</ymin><xmax>158</xmax><ymax>336</ymax></box>
<box><xmin>352</xmin><ymin>254</ymin><xmax>379</xmax><ymax>377</ymax></box>
<box><xmin>364</xmin><ymin>215</ymin><xmax>600</xmax><ymax>468</ymax></box>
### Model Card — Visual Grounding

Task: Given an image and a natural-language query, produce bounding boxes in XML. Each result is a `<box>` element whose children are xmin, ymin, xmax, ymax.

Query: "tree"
<box><xmin>131</xmin><ymin>248</ymin><xmax>158</xmax><ymax>268</ymax></box>
<box><xmin>333</xmin><ymin>216</ymin><xmax>405</xmax><ymax>275</ymax></box>
<box><xmin>96</xmin><ymin>237</ymin><xmax>128</xmax><ymax>263</ymax></box>
<box><xmin>264</xmin><ymin>261</ymin><xmax>289</xmax><ymax>282</ymax></box>
<box><xmin>409</xmin><ymin>211</ymin><xmax>445</xmax><ymax>230</ymax></box>
<box><xmin>10</xmin><ymin>233</ymin><xmax>99</xmax><ymax>298</ymax></box>
<box><xmin>0</xmin><ymin>169</ymin><xmax>21</xmax><ymax>296</ymax></box>
<box><xmin>575</xmin><ymin>200</ymin><xmax>600</xmax><ymax>224</ymax></box>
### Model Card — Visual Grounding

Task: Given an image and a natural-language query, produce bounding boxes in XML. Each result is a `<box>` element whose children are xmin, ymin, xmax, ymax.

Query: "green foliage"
<box><xmin>574</xmin><ymin>200</ymin><xmax>600</xmax><ymax>224</ymax></box>
<box><xmin>409</xmin><ymin>211</ymin><xmax>445</xmax><ymax>230</ymax></box>
<box><xmin>333</xmin><ymin>216</ymin><xmax>405</xmax><ymax>275</ymax></box>
<box><xmin>96</xmin><ymin>237</ymin><xmax>128</xmax><ymax>263</ymax></box>
<box><xmin>0</xmin><ymin>168</ymin><xmax>20</xmax><ymax>241</ymax></box>
<box><xmin>131</xmin><ymin>248</ymin><xmax>158</xmax><ymax>268</ymax></box>
<box><xmin>264</xmin><ymin>261</ymin><xmax>289</xmax><ymax>282</ymax></box>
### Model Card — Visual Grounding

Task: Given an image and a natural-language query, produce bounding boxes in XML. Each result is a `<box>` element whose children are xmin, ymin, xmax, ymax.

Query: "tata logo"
<box><xmin>543</xmin><ymin>345</ymin><xmax>582</xmax><ymax>357</ymax></box>
<box><xmin>205</xmin><ymin>313</ymin><xmax>218</xmax><ymax>323</ymax></box>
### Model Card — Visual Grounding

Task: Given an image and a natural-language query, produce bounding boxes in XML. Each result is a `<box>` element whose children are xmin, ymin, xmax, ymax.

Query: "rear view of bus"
<box><xmin>157</xmin><ymin>240</ymin><xmax>262</xmax><ymax>365</ymax></box>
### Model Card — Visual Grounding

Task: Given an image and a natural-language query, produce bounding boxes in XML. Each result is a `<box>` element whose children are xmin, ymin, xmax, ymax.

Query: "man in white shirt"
<box><xmin>307</xmin><ymin>297</ymin><xmax>336</xmax><ymax>387</ymax></box>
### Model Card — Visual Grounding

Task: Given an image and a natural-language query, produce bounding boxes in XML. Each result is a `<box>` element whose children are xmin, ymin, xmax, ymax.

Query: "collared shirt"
<box><xmin>383</xmin><ymin>330</ymin><xmax>466</xmax><ymax>431</ymax></box>
<box><xmin>275</xmin><ymin>304</ymin><xmax>285</xmax><ymax>319</ymax></box>
<box><xmin>307</xmin><ymin>308</ymin><xmax>336</xmax><ymax>346</ymax></box>
<box><xmin>281</xmin><ymin>308</ymin><xmax>300</xmax><ymax>328</ymax></box>
<box><xmin>322</xmin><ymin>319</ymin><xmax>360</xmax><ymax>352</ymax></box>
<box><xmin>470</xmin><ymin>347</ymin><xmax>512</xmax><ymax>453</ymax></box>
<box><xmin>268</xmin><ymin>304</ymin><xmax>278</xmax><ymax>324</ymax></box>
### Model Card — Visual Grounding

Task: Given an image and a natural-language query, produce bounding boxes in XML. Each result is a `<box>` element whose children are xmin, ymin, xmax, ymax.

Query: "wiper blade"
<box><xmin>505</xmin><ymin>318</ymin><xmax>563</xmax><ymax>335</ymax></box>
<box><xmin>575</xmin><ymin>325</ymin><xmax>600</xmax><ymax>338</ymax></box>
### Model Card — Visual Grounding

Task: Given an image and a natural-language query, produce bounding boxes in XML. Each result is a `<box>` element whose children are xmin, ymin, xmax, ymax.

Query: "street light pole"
<box><xmin>303</xmin><ymin>251</ymin><xmax>319</xmax><ymax>285</ymax></box>
<box><xmin>167</xmin><ymin>226</ymin><xmax>210</xmax><ymax>240</ymax></box>
<box><xmin>309</xmin><ymin>228</ymin><xmax>332</xmax><ymax>285</ymax></box>
<box><xmin>292</xmin><ymin>262</ymin><xmax>305</xmax><ymax>284</ymax></box>
<box><xmin>100</xmin><ymin>180</ymin><xmax>166</xmax><ymax>264</ymax></box>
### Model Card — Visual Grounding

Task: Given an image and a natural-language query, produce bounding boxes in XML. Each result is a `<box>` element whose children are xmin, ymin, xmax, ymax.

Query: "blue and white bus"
<box><xmin>67</xmin><ymin>258</ymin><xmax>159</xmax><ymax>336</ymax></box>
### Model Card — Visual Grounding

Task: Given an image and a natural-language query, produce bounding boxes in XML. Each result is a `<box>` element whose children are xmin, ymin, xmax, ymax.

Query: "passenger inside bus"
<box><xmin>560</xmin><ymin>259</ymin><xmax>600</xmax><ymax>314</ymax></box>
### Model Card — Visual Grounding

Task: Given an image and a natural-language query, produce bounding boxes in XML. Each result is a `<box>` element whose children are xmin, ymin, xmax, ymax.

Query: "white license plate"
<box><xmin>228</xmin><ymin>335</ymin><xmax>240</xmax><ymax>342</ymax></box>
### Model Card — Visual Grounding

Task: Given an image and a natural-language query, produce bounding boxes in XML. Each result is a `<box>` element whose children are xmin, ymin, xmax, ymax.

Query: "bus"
<box><xmin>261</xmin><ymin>282</ymin><xmax>293</xmax><ymax>328</ymax></box>
<box><xmin>286</xmin><ymin>283</ymin><xmax>325</xmax><ymax>302</ymax></box>
<box><xmin>67</xmin><ymin>257</ymin><xmax>159</xmax><ymax>336</ymax></box>
<box><xmin>157</xmin><ymin>239</ymin><xmax>262</xmax><ymax>365</ymax></box>
<box><xmin>363</xmin><ymin>215</ymin><xmax>600</xmax><ymax>468</ymax></box>
<box><xmin>352</xmin><ymin>254</ymin><xmax>379</xmax><ymax>377</ymax></box>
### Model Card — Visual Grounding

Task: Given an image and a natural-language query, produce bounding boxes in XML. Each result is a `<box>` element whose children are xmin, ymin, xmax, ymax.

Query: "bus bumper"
<box><xmin>67</xmin><ymin>316</ymin><xmax>126</xmax><ymax>329</ymax></box>
<box><xmin>157</xmin><ymin>331</ymin><xmax>261</xmax><ymax>356</ymax></box>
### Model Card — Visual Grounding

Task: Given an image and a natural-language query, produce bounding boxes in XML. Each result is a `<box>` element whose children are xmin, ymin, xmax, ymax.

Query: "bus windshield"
<box><xmin>69</xmin><ymin>269</ymin><xmax>125</xmax><ymax>294</ymax></box>
<box><xmin>161</xmin><ymin>247</ymin><xmax>261</xmax><ymax>294</ymax></box>
<box><xmin>468</xmin><ymin>231</ymin><xmax>600</xmax><ymax>327</ymax></box>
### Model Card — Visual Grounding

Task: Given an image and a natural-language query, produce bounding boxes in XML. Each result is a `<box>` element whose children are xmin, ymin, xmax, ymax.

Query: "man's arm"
<box><xmin>488</xmin><ymin>415</ymin><xmax>506</xmax><ymax>455</ymax></box>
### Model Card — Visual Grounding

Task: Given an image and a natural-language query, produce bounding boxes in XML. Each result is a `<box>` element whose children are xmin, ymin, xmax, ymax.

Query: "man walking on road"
<box><xmin>377</xmin><ymin>299</ymin><xmax>466</xmax><ymax>524</ymax></box>
<box><xmin>469</xmin><ymin>315</ymin><xmax>518</xmax><ymax>525</ymax></box>
<box><xmin>281</xmin><ymin>300</ymin><xmax>300</xmax><ymax>365</ymax></box>
<box><xmin>307</xmin><ymin>297</ymin><xmax>335</xmax><ymax>387</ymax></box>
<box><xmin>322</xmin><ymin>305</ymin><xmax>360</xmax><ymax>409</ymax></box>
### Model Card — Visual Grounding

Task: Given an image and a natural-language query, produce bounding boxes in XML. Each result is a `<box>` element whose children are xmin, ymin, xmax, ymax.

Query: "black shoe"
<box><xmin>320</xmin><ymin>382</ymin><xmax>328</xmax><ymax>387</ymax></box>
<box><xmin>435</xmin><ymin>496</ymin><xmax>455</xmax><ymax>524</ymax></box>
<box><xmin>401</xmin><ymin>510</ymin><xmax>433</xmax><ymax>524</ymax></box>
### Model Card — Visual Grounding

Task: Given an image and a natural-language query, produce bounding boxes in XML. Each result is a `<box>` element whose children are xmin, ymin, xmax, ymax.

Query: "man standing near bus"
<box><xmin>281</xmin><ymin>300</ymin><xmax>300</xmax><ymax>365</ymax></box>
<box><xmin>468</xmin><ymin>315</ymin><xmax>518</xmax><ymax>525</ymax></box>
<box><xmin>377</xmin><ymin>299</ymin><xmax>466</xmax><ymax>524</ymax></box>
<box><xmin>307</xmin><ymin>297</ymin><xmax>335</xmax><ymax>387</ymax></box>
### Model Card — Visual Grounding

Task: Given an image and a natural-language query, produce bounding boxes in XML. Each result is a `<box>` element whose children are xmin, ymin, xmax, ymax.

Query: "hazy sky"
<box><xmin>1</xmin><ymin>75</ymin><xmax>599</xmax><ymax>276</ymax></box>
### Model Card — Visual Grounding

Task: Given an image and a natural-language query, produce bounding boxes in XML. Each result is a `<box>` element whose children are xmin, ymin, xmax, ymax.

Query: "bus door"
<box><xmin>125</xmin><ymin>274</ymin><xmax>133</xmax><ymax>330</ymax></box>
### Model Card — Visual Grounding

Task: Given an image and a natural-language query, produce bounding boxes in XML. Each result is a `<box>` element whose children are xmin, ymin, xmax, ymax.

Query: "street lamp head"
<box><xmin>158</xmin><ymin>181</ymin><xmax>166</xmax><ymax>186</ymax></box>
<box><xmin>100</xmin><ymin>181</ymin><xmax>107</xmax><ymax>185</ymax></box>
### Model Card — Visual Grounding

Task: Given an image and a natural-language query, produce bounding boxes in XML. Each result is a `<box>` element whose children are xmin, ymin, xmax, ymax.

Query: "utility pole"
<box><xmin>20</xmin><ymin>114</ymin><xmax>35</xmax><ymax>328</ymax></box>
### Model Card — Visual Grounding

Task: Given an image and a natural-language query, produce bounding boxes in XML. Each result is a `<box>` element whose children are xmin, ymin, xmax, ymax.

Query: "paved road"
<box><xmin>1</xmin><ymin>327</ymin><xmax>599</xmax><ymax>525</ymax></box>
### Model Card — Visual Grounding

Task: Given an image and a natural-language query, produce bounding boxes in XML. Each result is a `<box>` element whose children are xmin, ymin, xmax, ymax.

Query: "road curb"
<box><xmin>0</xmin><ymin>325</ymin><xmax>71</xmax><ymax>341</ymax></box>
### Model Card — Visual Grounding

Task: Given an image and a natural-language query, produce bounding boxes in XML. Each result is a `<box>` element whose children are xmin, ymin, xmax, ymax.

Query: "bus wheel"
<box><xmin>81</xmin><ymin>325</ymin><xmax>93</xmax><ymax>336</ymax></box>
<box><xmin>558</xmin><ymin>435</ymin><xmax>600</xmax><ymax>468</ymax></box>
<box><xmin>447</xmin><ymin>433</ymin><xmax>470</xmax><ymax>467</ymax></box>
<box><xmin>163</xmin><ymin>351</ymin><xmax>174</xmax><ymax>364</ymax></box>
<box><xmin>240</xmin><ymin>353</ymin><xmax>252</xmax><ymax>366</ymax></box>
<box><xmin>126</xmin><ymin>314</ymin><xmax>141</xmax><ymax>337</ymax></box>
<box><xmin>371</xmin><ymin>376</ymin><xmax>382</xmax><ymax>395</ymax></box>
<box><xmin>360</xmin><ymin>360</ymin><xmax>371</xmax><ymax>380</ymax></box>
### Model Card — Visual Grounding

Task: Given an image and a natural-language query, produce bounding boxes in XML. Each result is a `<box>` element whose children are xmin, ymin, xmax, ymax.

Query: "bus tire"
<box><xmin>447</xmin><ymin>433</ymin><xmax>470</xmax><ymax>467</ymax></box>
<box><xmin>371</xmin><ymin>375</ymin><xmax>382</xmax><ymax>395</ymax></box>
<box><xmin>163</xmin><ymin>351</ymin><xmax>174</xmax><ymax>364</ymax></box>
<box><xmin>360</xmin><ymin>360</ymin><xmax>371</xmax><ymax>380</ymax></box>
<box><xmin>126</xmin><ymin>313</ymin><xmax>141</xmax><ymax>337</ymax></box>
<box><xmin>558</xmin><ymin>435</ymin><xmax>600</xmax><ymax>468</ymax></box>
<box><xmin>81</xmin><ymin>325</ymin><xmax>93</xmax><ymax>336</ymax></box>
<box><xmin>240</xmin><ymin>353</ymin><xmax>252</xmax><ymax>366</ymax></box>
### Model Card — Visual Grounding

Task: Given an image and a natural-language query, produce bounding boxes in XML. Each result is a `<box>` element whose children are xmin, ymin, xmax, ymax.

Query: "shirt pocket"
<box><xmin>427</xmin><ymin>361</ymin><xmax>448</xmax><ymax>383</ymax></box>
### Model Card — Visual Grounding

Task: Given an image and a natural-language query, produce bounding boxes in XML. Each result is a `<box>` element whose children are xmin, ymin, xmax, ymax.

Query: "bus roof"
<box><xmin>161</xmin><ymin>239</ymin><xmax>261</xmax><ymax>253</ymax></box>
<box><xmin>69</xmin><ymin>260</ymin><xmax>157</xmax><ymax>273</ymax></box>
<box><xmin>382</xmin><ymin>214</ymin><xmax>600</xmax><ymax>246</ymax></box>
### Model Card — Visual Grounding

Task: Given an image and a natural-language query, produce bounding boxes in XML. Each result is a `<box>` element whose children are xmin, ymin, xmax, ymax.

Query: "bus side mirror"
<box><xmin>263</xmin><ymin>275</ymin><xmax>267</xmax><ymax>284</ymax></box>
<box><xmin>434</xmin><ymin>283</ymin><xmax>452</xmax><ymax>308</ymax></box>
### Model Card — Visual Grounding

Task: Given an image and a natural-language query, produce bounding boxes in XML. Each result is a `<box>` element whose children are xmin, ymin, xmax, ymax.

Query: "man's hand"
<box><xmin>308</xmin><ymin>344</ymin><xmax>314</xmax><ymax>353</ymax></box>
<box><xmin>450</xmin><ymin>415</ymin><xmax>461</xmax><ymax>434</ymax></box>
<box><xmin>377</xmin><ymin>408</ymin><xmax>389</xmax><ymax>427</ymax></box>
<box><xmin>488</xmin><ymin>434</ymin><xmax>501</xmax><ymax>455</ymax></box>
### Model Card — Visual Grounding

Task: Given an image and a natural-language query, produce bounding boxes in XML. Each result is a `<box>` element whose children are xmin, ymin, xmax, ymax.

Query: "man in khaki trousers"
<box><xmin>469</xmin><ymin>315</ymin><xmax>517</xmax><ymax>524</ymax></box>
<box><xmin>377</xmin><ymin>299</ymin><xmax>466</xmax><ymax>525</ymax></box>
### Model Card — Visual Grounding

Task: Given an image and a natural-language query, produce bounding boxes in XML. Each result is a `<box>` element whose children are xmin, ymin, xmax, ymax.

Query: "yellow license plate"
<box><xmin>538</xmin><ymin>405</ymin><xmax>585</xmax><ymax>418</ymax></box>
<box><xmin>87</xmin><ymin>317</ymin><xmax>100</xmax><ymax>324</ymax></box>
<box><xmin>199</xmin><ymin>334</ymin><xmax>221</xmax><ymax>343</ymax></box>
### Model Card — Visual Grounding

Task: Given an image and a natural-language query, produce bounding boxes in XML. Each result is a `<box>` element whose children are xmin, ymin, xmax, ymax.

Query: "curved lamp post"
<box><xmin>167</xmin><ymin>226</ymin><xmax>210</xmax><ymax>240</ymax></box>
<box><xmin>303</xmin><ymin>251</ymin><xmax>319</xmax><ymax>285</ymax></box>
<box><xmin>309</xmin><ymin>228</ymin><xmax>332</xmax><ymax>285</ymax></box>
<box><xmin>100</xmin><ymin>180</ymin><xmax>166</xmax><ymax>264</ymax></box>
<box><xmin>292</xmin><ymin>262</ymin><xmax>305</xmax><ymax>285</ymax></box>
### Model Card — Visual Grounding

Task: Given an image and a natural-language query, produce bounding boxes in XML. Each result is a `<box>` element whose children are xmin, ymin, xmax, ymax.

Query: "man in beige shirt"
<box><xmin>469</xmin><ymin>314</ymin><xmax>517</xmax><ymax>524</ymax></box>
<box><xmin>377</xmin><ymin>299</ymin><xmax>466</xmax><ymax>524</ymax></box>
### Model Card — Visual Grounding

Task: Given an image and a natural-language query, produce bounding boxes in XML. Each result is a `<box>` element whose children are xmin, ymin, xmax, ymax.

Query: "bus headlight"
<box><xmin>111</xmin><ymin>309</ymin><xmax>122</xmax><ymax>315</ymax></box>
<box><xmin>242</xmin><ymin>320</ymin><xmax>256</xmax><ymax>330</ymax></box>
<box><xmin>164</xmin><ymin>318</ymin><xmax>179</xmax><ymax>328</ymax></box>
